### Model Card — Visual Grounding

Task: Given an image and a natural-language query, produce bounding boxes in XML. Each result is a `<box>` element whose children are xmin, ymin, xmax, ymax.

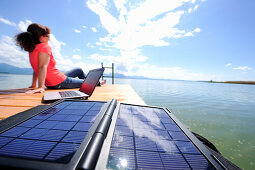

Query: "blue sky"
<box><xmin>0</xmin><ymin>0</ymin><xmax>254</xmax><ymax>81</ymax></box>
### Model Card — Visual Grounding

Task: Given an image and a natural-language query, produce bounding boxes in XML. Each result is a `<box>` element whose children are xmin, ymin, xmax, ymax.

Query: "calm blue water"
<box><xmin>0</xmin><ymin>74</ymin><xmax>254</xmax><ymax>169</ymax></box>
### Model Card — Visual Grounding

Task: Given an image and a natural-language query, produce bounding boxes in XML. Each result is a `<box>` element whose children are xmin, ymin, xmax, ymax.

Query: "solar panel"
<box><xmin>0</xmin><ymin>100</ymin><xmax>107</xmax><ymax>169</ymax></box>
<box><xmin>105</xmin><ymin>104</ymin><xmax>215</xmax><ymax>170</ymax></box>
<box><xmin>0</xmin><ymin>99</ymin><xmax>226</xmax><ymax>170</ymax></box>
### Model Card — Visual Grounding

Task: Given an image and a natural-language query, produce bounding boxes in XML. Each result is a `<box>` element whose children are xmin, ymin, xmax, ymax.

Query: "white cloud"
<box><xmin>87</xmin><ymin>0</ymin><xmax>200</xmax><ymax>51</ymax></box>
<box><xmin>0</xmin><ymin>35</ymin><xmax>29</xmax><ymax>68</ymax></box>
<box><xmin>72</xmin><ymin>54</ymin><xmax>82</xmax><ymax>60</ymax></box>
<box><xmin>193</xmin><ymin>28</ymin><xmax>201</xmax><ymax>32</ymax></box>
<box><xmin>17</xmin><ymin>20</ymin><xmax>32</xmax><ymax>32</ymax></box>
<box><xmin>86</xmin><ymin>42</ymin><xmax>95</xmax><ymax>48</ymax></box>
<box><xmin>87</xmin><ymin>1</ymin><xmax>120</xmax><ymax>35</ymax></box>
<box><xmin>0</xmin><ymin>17</ymin><xmax>32</xmax><ymax>32</ymax></box>
<box><xmin>99</xmin><ymin>47</ymin><xmax>112</xmax><ymax>51</ymax></box>
<box><xmin>72</xmin><ymin>28</ymin><xmax>81</xmax><ymax>33</ymax></box>
<box><xmin>47</xmin><ymin>34</ymin><xmax>99</xmax><ymax>72</ymax></box>
<box><xmin>47</xmin><ymin>35</ymin><xmax>99</xmax><ymax>72</ymax></box>
<box><xmin>85</xmin><ymin>0</ymin><xmax>204</xmax><ymax>80</ymax></box>
<box><xmin>188</xmin><ymin>2</ymin><xmax>199</xmax><ymax>13</ymax></box>
<box><xmin>96</xmin><ymin>42</ymin><xmax>102</xmax><ymax>46</ymax></box>
<box><xmin>233</xmin><ymin>66</ymin><xmax>252</xmax><ymax>71</ymax></box>
<box><xmin>91</xmin><ymin>27</ymin><xmax>97</xmax><ymax>32</ymax></box>
<box><xmin>82</xmin><ymin>25</ymin><xmax>87</xmax><ymax>29</ymax></box>
<box><xmin>226</xmin><ymin>63</ymin><xmax>231</xmax><ymax>67</ymax></box>
<box><xmin>0</xmin><ymin>16</ymin><xmax>16</xmax><ymax>26</ymax></box>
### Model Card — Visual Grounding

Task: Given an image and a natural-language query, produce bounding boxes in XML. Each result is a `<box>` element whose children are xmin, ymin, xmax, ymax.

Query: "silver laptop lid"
<box><xmin>79</xmin><ymin>68</ymin><xmax>105</xmax><ymax>96</ymax></box>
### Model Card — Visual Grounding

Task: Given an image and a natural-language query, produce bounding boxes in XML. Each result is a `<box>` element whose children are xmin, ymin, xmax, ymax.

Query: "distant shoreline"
<box><xmin>0</xmin><ymin>72</ymin><xmax>32</xmax><ymax>75</ymax></box>
<box><xmin>208</xmin><ymin>80</ymin><xmax>255</xmax><ymax>85</ymax></box>
<box><xmin>0</xmin><ymin>72</ymin><xmax>254</xmax><ymax>85</ymax></box>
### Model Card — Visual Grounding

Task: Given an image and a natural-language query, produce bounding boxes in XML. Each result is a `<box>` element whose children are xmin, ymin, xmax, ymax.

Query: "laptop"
<box><xmin>43</xmin><ymin>68</ymin><xmax>104</xmax><ymax>102</ymax></box>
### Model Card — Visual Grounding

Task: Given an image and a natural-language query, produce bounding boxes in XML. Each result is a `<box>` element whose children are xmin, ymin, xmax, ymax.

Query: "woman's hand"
<box><xmin>25</xmin><ymin>87</ymin><xmax>45</xmax><ymax>94</ymax></box>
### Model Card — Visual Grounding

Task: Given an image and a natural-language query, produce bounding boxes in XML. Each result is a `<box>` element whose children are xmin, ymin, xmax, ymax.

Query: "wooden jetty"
<box><xmin>0</xmin><ymin>84</ymin><xmax>146</xmax><ymax>120</ymax></box>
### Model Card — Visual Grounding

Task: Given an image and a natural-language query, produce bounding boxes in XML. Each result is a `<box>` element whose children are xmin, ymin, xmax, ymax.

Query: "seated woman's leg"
<box><xmin>64</xmin><ymin>68</ymin><xmax>86</xmax><ymax>79</ymax></box>
<box><xmin>47</xmin><ymin>77</ymin><xmax>84</xmax><ymax>89</ymax></box>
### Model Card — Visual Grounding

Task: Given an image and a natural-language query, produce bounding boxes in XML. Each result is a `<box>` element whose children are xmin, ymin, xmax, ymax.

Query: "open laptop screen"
<box><xmin>80</xmin><ymin>68</ymin><xmax>104</xmax><ymax>96</ymax></box>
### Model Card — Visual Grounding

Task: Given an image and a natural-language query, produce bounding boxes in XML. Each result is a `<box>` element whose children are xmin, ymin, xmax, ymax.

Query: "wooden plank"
<box><xmin>0</xmin><ymin>106</ymin><xmax>32</xmax><ymax>120</ymax></box>
<box><xmin>90</xmin><ymin>84</ymin><xmax>146</xmax><ymax>105</ymax></box>
<box><xmin>0</xmin><ymin>84</ymin><xmax>146</xmax><ymax>120</ymax></box>
<box><xmin>0</xmin><ymin>99</ymin><xmax>43</xmax><ymax>107</ymax></box>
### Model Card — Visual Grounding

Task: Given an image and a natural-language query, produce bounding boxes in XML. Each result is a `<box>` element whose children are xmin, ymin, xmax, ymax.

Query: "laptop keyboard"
<box><xmin>59</xmin><ymin>91</ymin><xmax>81</xmax><ymax>98</ymax></box>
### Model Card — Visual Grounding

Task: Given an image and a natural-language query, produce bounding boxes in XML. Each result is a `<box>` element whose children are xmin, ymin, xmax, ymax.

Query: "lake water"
<box><xmin>0</xmin><ymin>74</ymin><xmax>254</xmax><ymax>170</ymax></box>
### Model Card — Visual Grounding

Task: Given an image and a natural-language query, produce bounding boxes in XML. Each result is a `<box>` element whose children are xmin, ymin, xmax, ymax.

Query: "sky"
<box><xmin>0</xmin><ymin>0</ymin><xmax>254</xmax><ymax>81</ymax></box>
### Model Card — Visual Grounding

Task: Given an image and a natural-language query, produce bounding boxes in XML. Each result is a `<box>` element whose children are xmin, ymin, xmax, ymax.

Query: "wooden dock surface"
<box><xmin>0</xmin><ymin>84</ymin><xmax>146</xmax><ymax>120</ymax></box>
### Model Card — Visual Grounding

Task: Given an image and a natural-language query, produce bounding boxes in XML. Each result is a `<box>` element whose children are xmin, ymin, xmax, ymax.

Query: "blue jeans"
<box><xmin>47</xmin><ymin>68</ymin><xmax>86</xmax><ymax>89</ymax></box>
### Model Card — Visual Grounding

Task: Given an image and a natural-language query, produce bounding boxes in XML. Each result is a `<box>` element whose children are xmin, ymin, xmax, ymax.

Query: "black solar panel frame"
<box><xmin>0</xmin><ymin>99</ymin><xmax>109</xmax><ymax>170</ymax></box>
<box><xmin>95</xmin><ymin>102</ymin><xmax>225</xmax><ymax>170</ymax></box>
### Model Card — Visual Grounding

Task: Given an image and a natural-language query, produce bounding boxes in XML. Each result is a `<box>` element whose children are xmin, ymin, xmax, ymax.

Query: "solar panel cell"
<box><xmin>0</xmin><ymin>139</ymin><xmax>35</xmax><ymax>157</ymax></box>
<box><xmin>111</xmin><ymin>135</ymin><xmax>134</xmax><ymax>150</ymax></box>
<box><xmin>169</xmin><ymin>131</ymin><xmax>190</xmax><ymax>141</ymax></box>
<box><xmin>86</xmin><ymin>110</ymin><xmax>101</xmax><ymax>116</ymax></box>
<box><xmin>20</xmin><ymin>128</ymin><xmax>48</xmax><ymax>140</ymax></box>
<box><xmin>135</xmin><ymin>137</ymin><xmax>158</xmax><ymax>152</ymax></box>
<box><xmin>153</xmin><ymin>129</ymin><xmax>171</xmax><ymax>140</ymax></box>
<box><xmin>136</xmin><ymin>150</ymin><xmax>164</xmax><ymax>169</ymax></box>
<box><xmin>72</xmin><ymin>122</ymin><xmax>93</xmax><ymax>131</ymax></box>
<box><xmin>0</xmin><ymin>127</ymin><xmax>30</xmax><ymax>137</ymax></box>
<box><xmin>45</xmin><ymin>143</ymin><xmax>80</xmax><ymax>163</ymax></box>
<box><xmin>164</xmin><ymin>123</ymin><xmax>181</xmax><ymax>131</ymax></box>
<box><xmin>39</xmin><ymin>130</ymin><xmax>67</xmax><ymax>142</ymax></box>
<box><xmin>160</xmin><ymin>117</ymin><xmax>176</xmax><ymax>124</ymax></box>
<box><xmin>62</xmin><ymin>131</ymin><xmax>87</xmax><ymax>143</ymax></box>
<box><xmin>156</xmin><ymin>140</ymin><xmax>180</xmax><ymax>153</ymax></box>
<box><xmin>184</xmin><ymin>154</ymin><xmax>210</xmax><ymax>169</ymax></box>
<box><xmin>18</xmin><ymin>119</ymin><xmax>43</xmax><ymax>128</ymax></box>
<box><xmin>52</xmin><ymin>121</ymin><xmax>76</xmax><ymax>130</ymax></box>
<box><xmin>160</xmin><ymin>152</ymin><xmax>190</xmax><ymax>169</ymax></box>
<box><xmin>108</xmin><ymin>147</ymin><xmax>136</xmax><ymax>170</ymax></box>
<box><xmin>21</xmin><ymin>140</ymin><xmax>56</xmax><ymax>159</ymax></box>
<box><xmin>80</xmin><ymin>115</ymin><xmax>98</xmax><ymax>123</ymax></box>
<box><xmin>114</xmin><ymin>126</ymin><xmax>133</xmax><ymax>137</ymax></box>
<box><xmin>36</xmin><ymin>120</ymin><xmax>60</xmax><ymax>129</ymax></box>
<box><xmin>64</xmin><ymin>115</ymin><xmax>82</xmax><ymax>122</ymax></box>
<box><xmin>175</xmin><ymin>141</ymin><xmax>200</xmax><ymax>154</ymax></box>
<box><xmin>0</xmin><ymin>137</ymin><xmax>13</xmax><ymax>148</ymax></box>
<box><xmin>47</xmin><ymin>114</ymin><xmax>68</xmax><ymax>121</ymax></box>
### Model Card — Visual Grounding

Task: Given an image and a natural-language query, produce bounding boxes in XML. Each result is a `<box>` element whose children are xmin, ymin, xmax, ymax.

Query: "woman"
<box><xmin>15</xmin><ymin>23</ymin><xmax>103</xmax><ymax>94</ymax></box>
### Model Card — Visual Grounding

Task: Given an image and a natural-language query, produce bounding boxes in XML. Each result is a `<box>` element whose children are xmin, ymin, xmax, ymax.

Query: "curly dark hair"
<box><xmin>15</xmin><ymin>23</ymin><xmax>51</xmax><ymax>52</ymax></box>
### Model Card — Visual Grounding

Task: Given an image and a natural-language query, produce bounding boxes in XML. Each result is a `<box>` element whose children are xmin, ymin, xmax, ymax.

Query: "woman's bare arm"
<box><xmin>29</xmin><ymin>71</ymin><xmax>38</xmax><ymax>88</ymax></box>
<box><xmin>26</xmin><ymin>52</ymin><xmax>50</xmax><ymax>94</ymax></box>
